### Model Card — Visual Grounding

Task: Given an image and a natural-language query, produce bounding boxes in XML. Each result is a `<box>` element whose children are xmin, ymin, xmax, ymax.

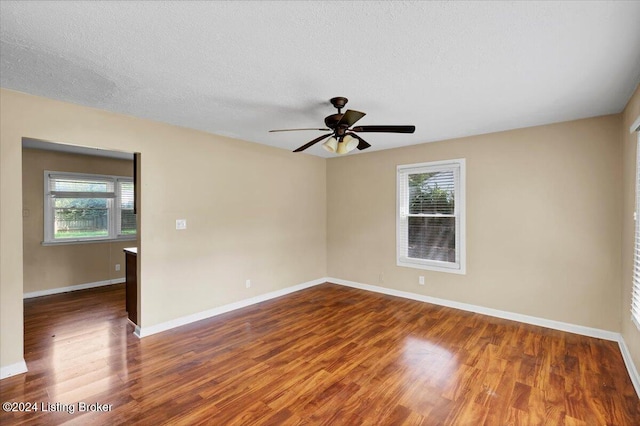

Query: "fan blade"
<box><xmin>349</xmin><ymin>133</ymin><xmax>371</xmax><ymax>150</ymax></box>
<box><xmin>351</xmin><ymin>125</ymin><xmax>415</xmax><ymax>133</ymax></box>
<box><xmin>293</xmin><ymin>133</ymin><xmax>333</xmax><ymax>152</ymax></box>
<box><xmin>337</xmin><ymin>110</ymin><xmax>366</xmax><ymax>127</ymax></box>
<box><xmin>269</xmin><ymin>128</ymin><xmax>330</xmax><ymax>132</ymax></box>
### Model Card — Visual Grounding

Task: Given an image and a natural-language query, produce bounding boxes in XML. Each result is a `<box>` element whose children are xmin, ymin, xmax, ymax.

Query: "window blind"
<box><xmin>119</xmin><ymin>180</ymin><xmax>134</xmax><ymax>209</ymax></box>
<box><xmin>48</xmin><ymin>174</ymin><xmax>115</xmax><ymax>199</ymax></box>
<box><xmin>118</xmin><ymin>180</ymin><xmax>136</xmax><ymax>236</ymax></box>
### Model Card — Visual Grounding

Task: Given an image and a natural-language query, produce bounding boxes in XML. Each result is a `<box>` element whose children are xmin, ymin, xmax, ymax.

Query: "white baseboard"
<box><xmin>10</xmin><ymin>275</ymin><xmax>639</xmax><ymax>397</ymax></box>
<box><xmin>0</xmin><ymin>360</ymin><xmax>28</xmax><ymax>380</ymax></box>
<box><xmin>618</xmin><ymin>336</ymin><xmax>640</xmax><ymax>398</ymax></box>
<box><xmin>328</xmin><ymin>278</ymin><xmax>640</xmax><ymax>398</ymax></box>
<box><xmin>134</xmin><ymin>275</ymin><xmax>619</xmax><ymax>342</ymax></box>
<box><xmin>135</xmin><ymin>277</ymin><xmax>327</xmax><ymax>338</ymax></box>
<box><xmin>65</xmin><ymin>274</ymin><xmax>631</xmax><ymax>397</ymax></box>
<box><xmin>23</xmin><ymin>278</ymin><xmax>125</xmax><ymax>299</ymax></box>
<box><xmin>328</xmin><ymin>278</ymin><xmax>620</xmax><ymax>342</ymax></box>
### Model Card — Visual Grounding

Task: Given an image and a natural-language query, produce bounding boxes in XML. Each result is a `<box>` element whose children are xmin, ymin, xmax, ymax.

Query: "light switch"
<box><xmin>176</xmin><ymin>219</ymin><xmax>187</xmax><ymax>230</ymax></box>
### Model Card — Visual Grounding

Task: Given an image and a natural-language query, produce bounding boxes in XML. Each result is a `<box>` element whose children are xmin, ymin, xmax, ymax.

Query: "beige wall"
<box><xmin>621</xmin><ymin>84</ymin><xmax>640</xmax><ymax>374</ymax></box>
<box><xmin>22</xmin><ymin>148</ymin><xmax>136</xmax><ymax>293</ymax></box>
<box><xmin>0</xmin><ymin>89</ymin><xmax>327</xmax><ymax>369</ymax></box>
<box><xmin>327</xmin><ymin>115</ymin><xmax>622</xmax><ymax>331</ymax></box>
<box><xmin>1</xmin><ymin>86</ymin><xmax>635</xmax><ymax>378</ymax></box>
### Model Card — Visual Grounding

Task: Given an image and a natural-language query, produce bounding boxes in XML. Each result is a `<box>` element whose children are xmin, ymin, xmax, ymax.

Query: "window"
<box><xmin>397</xmin><ymin>159</ymin><xmax>465</xmax><ymax>274</ymax></box>
<box><xmin>632</xmin><ymin>120</ymin><xmax>640</xmax><ymax>330</ymax></box>
<box><xmin>44</xmin><ymin>171</ymin><xmax>136</xmax><ymax>244</ymax></box>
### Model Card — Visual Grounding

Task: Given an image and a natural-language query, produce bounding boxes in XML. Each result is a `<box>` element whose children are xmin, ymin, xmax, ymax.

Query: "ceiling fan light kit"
<box><xmin>336</xmin><ymin>141</ymin><xmax>349</xmax><ymax>155</ymax></box>
<box><xmin>322</xmin><ymin>137</ymin><xmax>338</xmax><ymax>153</ymax></box>
<box><xmin>342</xmin><ymin>134</ymin><xmax>359</xmax><ymax>152</ymax></box>
<box><xmin>269</xmin><ymin>97</ymin><xmax>416</xmax><ymax>154</ymax></box>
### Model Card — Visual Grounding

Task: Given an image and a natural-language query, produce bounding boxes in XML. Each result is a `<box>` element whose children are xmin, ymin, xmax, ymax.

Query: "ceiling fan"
<box><xmin>269</xmin><ymin>97</ymin><xmax>416</xmax><ymax>154</ymax></box>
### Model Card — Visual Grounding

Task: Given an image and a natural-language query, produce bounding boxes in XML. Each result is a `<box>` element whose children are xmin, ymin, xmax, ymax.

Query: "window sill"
<box><xmin>42</xmin><ymin>236</ymin><xmax>137</xmax><ymax>246</ymax></box>
<box><xmin>397</xmin><ymin>258</ymin><xmax>466</xmax><ymax>275</ymax></box>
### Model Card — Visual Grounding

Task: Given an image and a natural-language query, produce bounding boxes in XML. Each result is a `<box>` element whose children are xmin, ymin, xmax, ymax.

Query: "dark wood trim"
<box><xmin>132</xmin><ymin>153</ymin><xmax>138</xmax><ymax>215</ymax></box>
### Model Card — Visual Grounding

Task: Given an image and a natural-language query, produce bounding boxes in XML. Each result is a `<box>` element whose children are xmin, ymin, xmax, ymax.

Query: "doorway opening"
<box><xmin>21</xmin><ymin>137</ymin><xmax>141</xmax><ymax>337</ymax></box>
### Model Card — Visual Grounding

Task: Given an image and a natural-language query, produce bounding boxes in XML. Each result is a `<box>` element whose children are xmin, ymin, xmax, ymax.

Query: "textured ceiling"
<box><xmin>1</xmin><ymin>1</ymin><xmax>639</xmax><ymax>157</ymax></box>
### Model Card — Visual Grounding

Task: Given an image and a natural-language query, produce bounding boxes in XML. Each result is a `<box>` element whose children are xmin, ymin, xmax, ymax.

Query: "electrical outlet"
<box><xmin>115</xmin><ymin>264</ymin><xmax>121</xmax><ymax>272</ymax></box>
<box><xmin>245</xmin><ymin>279</ymin><xmax>251</xmax><ymax>288</ymax></box>
<box><xmin>418</xmin><ymin>276</ymin><xmax>425</xmax><ymax>285</ymax></box>
<box><xmin>176</xmin><ymin>219</ymin><xmax>187</xmax><ymax>230</ymax></box>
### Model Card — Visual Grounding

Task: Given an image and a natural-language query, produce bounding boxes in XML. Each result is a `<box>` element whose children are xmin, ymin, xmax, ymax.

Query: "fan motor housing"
<box><xmin>324</xmin><ymin>114</ymin><xmax>343</xmax><ymax>129</ymax></box>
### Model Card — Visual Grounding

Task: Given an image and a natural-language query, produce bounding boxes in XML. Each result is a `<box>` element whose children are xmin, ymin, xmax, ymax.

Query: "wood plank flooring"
<box><xmin>1</xmin><ymin>283</ymin><xmax>638</xmax><ymax>425</ymax></box>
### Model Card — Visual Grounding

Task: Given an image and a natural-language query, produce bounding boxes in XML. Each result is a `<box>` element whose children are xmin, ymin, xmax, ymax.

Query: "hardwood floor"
<box><xmin>1</xmin><ymin>283</ymin><xmax>638</xmax><ymax>425</ymax></box>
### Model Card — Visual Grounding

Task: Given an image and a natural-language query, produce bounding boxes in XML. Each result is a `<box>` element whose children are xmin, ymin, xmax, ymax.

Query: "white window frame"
<box><xmin>43</xmin><ymin>171</ymin><xmax>136</xmax><ymax>245</ymax></box>
<box><xmin>397</xmin><ymin>158</ymin><xmax>466</xmax><ymax>274</ymax></box>
<box><xmin>631</xmin><ymin>115</ymin><xmax>640</xmax><ymax>330</ymax></box>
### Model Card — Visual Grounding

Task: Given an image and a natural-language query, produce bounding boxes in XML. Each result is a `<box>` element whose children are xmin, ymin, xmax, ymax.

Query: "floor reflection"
<box><xmin>401</xmin><ymin>336</ymin><xmax>455</xmax><ymax>385</ymax></box>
